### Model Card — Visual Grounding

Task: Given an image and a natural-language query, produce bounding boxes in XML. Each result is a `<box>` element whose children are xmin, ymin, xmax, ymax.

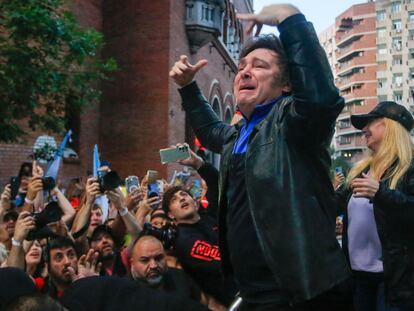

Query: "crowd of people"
<box><xmin>1</xmin><ymin>3</ymin><xmax>414</xmax><ymax>311</ymax></box>
<box><xmin>0</xmin><ymin>144</ymin><xmax>228</xmax><ymax>310</ymax></box>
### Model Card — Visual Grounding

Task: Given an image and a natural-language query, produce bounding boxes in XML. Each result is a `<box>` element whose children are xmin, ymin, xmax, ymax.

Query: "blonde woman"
<box><xmin>337</xmin><ymin>101</ymin><xmax>414</xmax><ymax>311</ymax></box>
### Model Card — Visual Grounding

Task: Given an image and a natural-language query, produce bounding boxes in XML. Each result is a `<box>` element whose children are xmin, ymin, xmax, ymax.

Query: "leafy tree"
<box><xmin>0</xmin><ymin>0</ymin><xmax>117</xmax><ymax>143</ymax></box>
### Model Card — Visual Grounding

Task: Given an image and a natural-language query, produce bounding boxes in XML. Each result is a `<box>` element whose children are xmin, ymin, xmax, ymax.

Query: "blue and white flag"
<box><xmin>93</xmin><ymin>144</ymin><xmax>101</xmax><ymax>178</ymax></box>
<box><xmin>92</xmin><ymin>144</ymin><xmax>109</xmax><ymax>222</ymax></box>
<box><xmin>45</xmin><ymin>130</ymin><xmax>72</xmax><ymax>179</ymax></box>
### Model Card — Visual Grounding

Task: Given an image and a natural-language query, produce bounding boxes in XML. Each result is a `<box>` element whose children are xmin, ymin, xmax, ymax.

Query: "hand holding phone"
<box><xmin>160</xmin><ymin>145</ymin><xmax>190</xmax><ymax>164</ymax></box>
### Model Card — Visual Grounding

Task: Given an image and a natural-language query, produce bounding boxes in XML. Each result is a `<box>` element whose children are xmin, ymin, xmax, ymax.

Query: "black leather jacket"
<box><xmin>178</xmin><ymin>18</ymin><xmax>351</xmax><ymax>305</ymax></box>
<box><xmin>337</xmin><ymin>161</ymin><xmax>414</xmax><ymax>308</ymax></box>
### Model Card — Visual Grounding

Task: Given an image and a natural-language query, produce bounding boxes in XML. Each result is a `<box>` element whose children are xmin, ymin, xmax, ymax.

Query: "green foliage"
<box><xmin>0</xmin><ymin>0</ymin><xmax>117</xmax><ymax>143</ymax></box>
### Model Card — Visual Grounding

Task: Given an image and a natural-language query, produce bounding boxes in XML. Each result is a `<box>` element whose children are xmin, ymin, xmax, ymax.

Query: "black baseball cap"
<box><xmin>351</xmin><ymin>101</ymin><xmax>414</xmax><ymax>131</ymax></box>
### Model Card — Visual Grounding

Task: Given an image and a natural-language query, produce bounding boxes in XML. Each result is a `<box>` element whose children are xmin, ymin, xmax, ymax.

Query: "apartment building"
<box><xmin>376</xmin><ymin>0</ymin><xmax>414</xmax><ymax>113</ymax></box>
<box><xmin>334</xmin><ymin>1</ymin><xmax>377</xmax><ymax>163</ymax></box>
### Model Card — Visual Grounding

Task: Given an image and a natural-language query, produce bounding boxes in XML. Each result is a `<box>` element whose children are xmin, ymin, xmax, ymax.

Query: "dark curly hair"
<box><xmin>161</xmin><ymin>186</ymin><xmax>193</xmax><ymax>215</ymax></box>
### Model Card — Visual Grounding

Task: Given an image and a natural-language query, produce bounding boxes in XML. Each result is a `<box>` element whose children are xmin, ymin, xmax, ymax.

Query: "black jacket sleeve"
<box><xmin>197</xmin><ymin>162</ymin><xmax>219</xmax><ymax>219</ymax></box>
<box><xmin>178</xmin><ymin>82</ymin><xmax>235</xmax><ymax>154</ymax></box>
<box><xmin>279</xmin><ymin>15</ymin><xmax>344</xmax><ymax>148</ymax></box>
<box><xmin>373</xmin><ymin>166</ymin><xmax>414</xmax><ymax>211</ymax></box>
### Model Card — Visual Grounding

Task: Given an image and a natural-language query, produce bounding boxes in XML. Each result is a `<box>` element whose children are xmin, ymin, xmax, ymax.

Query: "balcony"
<box><xmin>409</xmin><ymin>3</ymin><xmax>414</xmax><ymax>11</ymax></box>
<box><xmin>391</xmin><ymin>83</ymin><xmax>404</xmax><ymax>91</ymax></box>
<box><xmin>185</xmin><ymin>0</ymin><xmax>225</xmax><ymax>53</ymax></box>
<box><xmin>342</xmin><ymin>87</ymin><xmax>376</xmax><ymax>101</ymax></box>
<box><xmin>336</xmin><ymin>127</ymin><xmax>361</xmax><ymax>135</ymax></box>
<box><xmin>408</xmin><ymin>21</ymin><xmax>414</xmax><ymax>29</ymax></box>
<box><xmin>376</xmin><ymin>52</ymin><xmax>388</xmax><ymax>62</ymax></box>
<box><xmin>390</xmin><ymin>12</ymin><xmax>402</xmax><ymax>20</ymax></box>
<box><xmin>409</xmin><ymin>59</ymin><xmax>414</xmax><ymax>67</ymax></box>
<box><xmin>377</xmin><ymin>86</ymin><xmax>388</xmax><ymax>95</ymax></box>
<box><xmin>335</xmin><ymin>134</ymin><xmax>367</xmax><ymax>151</ymax></box>
<box><xmin>337</xmin><ymin>71</ymin><xmax>375</xmax><ymax>90</ymax></box>
<box><xmin>336</xmin><ymin>20</ymin><xmax>376</xmax><ymax>47</ymax></box>
<box><xmin>376</xmin><ymin>71</ymin><xmax>388</xmax><ymax>79</ymax></box>
<box><xmin>376</xmin><ymin>19</ymin><xmax>387</xmax><ymax>28</ymax></box>
<box><xmin>337</xmin><ymin>56</ymin><xmax>375</xmax><ymax>76</ymax></box>
<box><xmin>408</xmin><ymin>40</ymin><xmax>414</xmax><ymax>49</ymax></box>
<box><xmin>391</xmin><ymin>28</ymin><xmax>403</xmax><ymax>37</ymax></box>
<box><xmin>391</xmin><ymin>63</ymin><xmax>403</xmax><ymax>72</ymax></box>
<box><xmin>337</xmin><ymin>110</ymin><xmax>351</xmax><ymax>120</ymax></box>
<box><xmin>336</xmin><ymin>40</ymin><xmax>375</xmax><ymax>61</ymax></box>
<box><xmin>376</xmin><ymin>36</ymin><xmax>387</xmax><ymax>45</ymax></box>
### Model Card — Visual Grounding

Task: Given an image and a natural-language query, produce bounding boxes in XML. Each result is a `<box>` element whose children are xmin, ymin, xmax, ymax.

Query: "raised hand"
<box><xmin>69</xmin><ymin>249</ymin><xmax>101</xmax><ymax>281</ymax></box>
<box><xmin>32</xmin><ymin>160</ymin><xmax>44</xmax><ymax>178</ymax></box>
<box><xmin>106</xmin><ymin>188</ymin><xmax>126</xmax><ymax>211</ymax></box>
<box><xmin>237</xmin><ymin>4</ymin><xmax>301</xmax><ymax>36</ymax></box>
<box><xmin>126</xmin><ymin>189</ymin><xmax>144</xmax><ymax>211</ymax></box>
<box><xmin>85</xmin><ymin>177</ymin><xmax>100</xmax><ymax>205</ymax></box>
<box><xmin>169</xmin><ymin>55</ymin><xmax>208</xmax><ymax>87</ymax></box>
<box><xmin>177</xmin><ymin>143</ymin><xmax>204</xmax><ymax>170</ymax></box>
<box><xmin>13</xmin><ymin>211</ymin><xmax>36</xmax><ymax>243</ymax></box>
<box><xmin>26</xmin><ymin>177</ymin><xmax>43</xmax><ymax>201</ymax></box>
<box><xmin>333</xmin><ymin>172</ymin><xmax>345</xmax><ymax>190</ymax></box>
<box><xmin>1</xmin><ymin>184</ymin><xmax>11</xmax><ymax>210</ymax></box>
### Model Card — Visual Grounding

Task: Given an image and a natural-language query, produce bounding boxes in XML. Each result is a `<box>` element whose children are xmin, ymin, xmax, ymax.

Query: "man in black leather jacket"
<box><xmin>170</xmin><ymin>4</ymin><xmax>351</xmax><ymax>310</ymax></box>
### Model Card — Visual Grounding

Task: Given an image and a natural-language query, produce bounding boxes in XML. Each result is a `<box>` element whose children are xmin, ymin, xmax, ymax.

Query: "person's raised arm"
<box><xmin>51</xmin><ymin>187</ymin><xmax>76</xmax><ymax>226</ymax></box>
<box><xmin>21</xmin><ymin>177</ymin><xmax>43</xmax><ymax>213</ymax></box>
<box><xmin>106</xmin><ymin>188</ymin><xmax>142</xmax><ymax>238</ymax></box>
<box><xmin>6</xmin><ymin>211</ymin><xmax>35</xmax><ymax>269</ymax></box>
<box><xmin>170</xmin><ymin>57</ymin><xmax>234</xmax><ymax>153</ymax></box>
<box><xmin>237</xmin><ymin>4</ymin><xmax>300</xmax><ymax>35</ymax></box>
<box><xmin>0</xmin><ymin>185</ymin><xmax>11</xmax><ymax>223</ymax></box>
<box><xmin>71</xmin><ymin>177</ymin><xmax>99</xmax><ymax>234</ymax></box>
<box><xmin>31</xmin><ymin>161</ymin><xmax>44</xmax><ymax>211</ymax></box>
<box><xmin>169</xmin><ymin>55</ymin><xmax>208</xmax><ymax>88</ymax></box>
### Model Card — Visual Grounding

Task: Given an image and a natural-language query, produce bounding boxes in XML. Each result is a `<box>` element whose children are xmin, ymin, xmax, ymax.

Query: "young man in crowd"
<box><xmin>162</xmin><ymin>186</ymin><xmax>236</xmax><ymax>307</ymax></box>
<box><xmin>170</xmin><ymin>3</ymin><xmax>351</xmax><ymax>310</ymax></box>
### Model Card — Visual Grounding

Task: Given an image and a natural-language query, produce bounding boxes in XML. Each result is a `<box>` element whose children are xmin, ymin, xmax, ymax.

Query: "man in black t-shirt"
<box><xmin>162</xmin><ymin>186</ymin><xmax>236</xmax><ymax>307</ymax></box>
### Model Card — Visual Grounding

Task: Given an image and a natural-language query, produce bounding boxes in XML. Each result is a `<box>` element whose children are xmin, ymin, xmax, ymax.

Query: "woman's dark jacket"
<box><xmin>178</xmin><ymin>17</ymin><xmax>351</xmax><ymax>305</ymax></box>
<box><xmin>337</xmin><ymin>161</ymin><xmax>414</xmax><ymax>308</ymax></box>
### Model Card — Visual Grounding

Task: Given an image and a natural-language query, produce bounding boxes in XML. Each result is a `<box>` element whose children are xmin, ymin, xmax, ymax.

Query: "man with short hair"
<box><xmin>42</xmin><ymin>236</ymin><xmax>99</xmax><ymax>299</ymax></box>
<box><xmin>170</xmin><ymin>4</ymin><xmax>351</xmax><ymax>310</ymax></box>
<box><xmin>130</xmin><ymin>234</ymin><xmax>202</xmax><ymax>304</ymax></box>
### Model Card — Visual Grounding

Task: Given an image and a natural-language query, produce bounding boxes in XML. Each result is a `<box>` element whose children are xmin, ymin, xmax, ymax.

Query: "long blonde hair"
<box><xmin>347</xmin><ymin>118</ymin><xmax>414</xmax><ymax>189</ymax></box>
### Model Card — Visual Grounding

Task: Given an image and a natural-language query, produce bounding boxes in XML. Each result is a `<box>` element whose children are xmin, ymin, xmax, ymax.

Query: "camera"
<box><xmin>26</xmin><ymin>201</ymin><xmax>63</xmax><ymax>241</ymax></box>
<box><xmin>142</xmin><ymin>222</ymin><xmax>178</xmax><ymax>250</ymax></box>
<box><xmin>97</xmin><ymin>170</ymin><xmax>122</xmax><ymax>193</ymax></box>
<box><xmin>41</xmin><ymin>176</ymin><xmax>56</xmax><ymax>191</ymax></box>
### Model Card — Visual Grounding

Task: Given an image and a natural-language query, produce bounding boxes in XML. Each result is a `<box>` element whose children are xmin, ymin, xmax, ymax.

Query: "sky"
<box><xmin>253</xmin><ymin>0</ymin><xmax>371</xmax><ymax>34</ymax></box>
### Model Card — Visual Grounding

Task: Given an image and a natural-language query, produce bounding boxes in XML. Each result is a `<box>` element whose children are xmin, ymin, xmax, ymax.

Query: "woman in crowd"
<box><xmin>337</xmin><ymin>101</ymin><xmax>414</xmax><ymax>311</ymax></box>
<box><xmin>23</xmin><ymin>240</ymin><xmax>45</xmax><ymax>278</ymax></box>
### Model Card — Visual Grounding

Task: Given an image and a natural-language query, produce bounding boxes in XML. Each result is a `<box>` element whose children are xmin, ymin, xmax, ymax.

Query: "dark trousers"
<box><xmin>353</xmin><ymin>270</ymin><xmax>412</xmax><ymax>311</ymax></box>
<box><xmin>239</xmin><ymin>278</ymin><xmax>353</xmax><ymax>311</ymax></box>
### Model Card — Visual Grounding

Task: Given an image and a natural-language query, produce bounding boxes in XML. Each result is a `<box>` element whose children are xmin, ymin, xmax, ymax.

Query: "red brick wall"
<box><xmin>98</xmin><ymin>0</ymin><xmax>171</xmax><ymax>180</ymax></box>
<box><xmin>0</xmin><ymin>0</ymin><xmax>251</xmax><ymax>188</ymax></box>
